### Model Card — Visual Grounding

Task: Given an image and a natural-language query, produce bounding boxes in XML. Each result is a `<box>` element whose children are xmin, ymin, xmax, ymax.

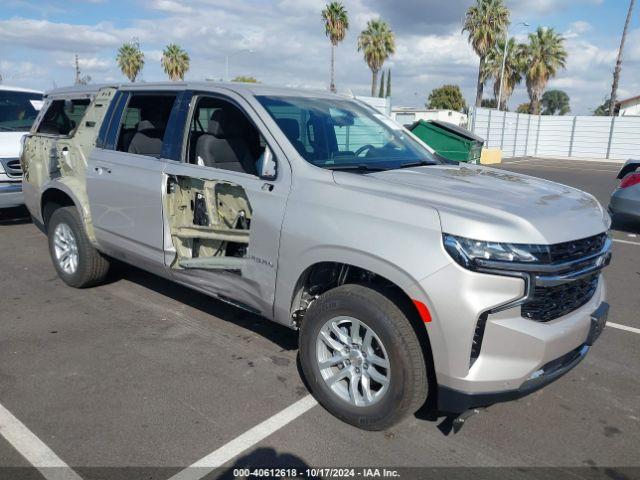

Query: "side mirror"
<box><xmin>258</xmin><ymin>146</ymin><xmax>277</xmax><ymax>181</ymax></box>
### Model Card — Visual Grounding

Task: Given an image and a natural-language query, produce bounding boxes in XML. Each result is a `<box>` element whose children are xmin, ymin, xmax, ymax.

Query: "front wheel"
<box><xmin>299</xmin><ymin>284</ymin><xmax>428</xmax><ymax>430</ymax></box>
<box><xmin>47</xmin><ymin>206</ymin><xmax>110</xmax><ymax>288</ymax></box>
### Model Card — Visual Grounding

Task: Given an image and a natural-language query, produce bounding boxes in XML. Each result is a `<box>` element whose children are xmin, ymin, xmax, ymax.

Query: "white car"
<box><xmin>0</xmin><ymin>85</ymin><xmax>43</xmax><ymax>208</ymax></box>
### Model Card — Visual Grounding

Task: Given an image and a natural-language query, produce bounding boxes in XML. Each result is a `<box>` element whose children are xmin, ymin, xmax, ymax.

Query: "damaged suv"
<box><xmin>22</xmin><ymin>83</ymin><xmax>611</xmax><ymax>430</ymax></box>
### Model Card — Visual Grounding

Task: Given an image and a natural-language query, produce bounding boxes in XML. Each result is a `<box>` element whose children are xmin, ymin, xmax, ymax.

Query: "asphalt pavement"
<box><xmin>0</xmin><ymin>157</ymin><xmax>638</xmax><ymax>480</ymax></box>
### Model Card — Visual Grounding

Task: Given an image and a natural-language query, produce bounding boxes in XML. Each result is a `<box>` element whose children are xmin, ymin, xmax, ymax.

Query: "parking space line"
<box><xmin>0</xmin><ymin>402</ymin><xmax>83</xmax><ymax>480</ymax></box>
<box><xmin>612</xmin><ymin>238</ymin><xmax>640</xmax><ymax>246</ymax></box>
<box><xmin>608</xmin><ymin>322</ymin><xmax>640</xmax><ymax>335</ymax></box>
<box><xmin>168</xmin><ymin>395</ymin><xmax>318</xmax><ymax>480</ymax></box>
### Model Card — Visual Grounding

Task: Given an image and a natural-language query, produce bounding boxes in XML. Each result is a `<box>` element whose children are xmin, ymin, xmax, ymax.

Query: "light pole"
<box><xmin>225</xmin><ymin>49</ymin><xmax>254</xmax><ymax>82</ymax></box>
<box><xmin>497</xmin><ymin>22</ymin><xmax>529</xmax><ymax>111</ymax></box>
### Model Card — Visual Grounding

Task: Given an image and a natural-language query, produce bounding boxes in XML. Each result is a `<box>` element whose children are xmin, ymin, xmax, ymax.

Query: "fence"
<box><xmin>470</xmin><ymin>107</ymin><xmax>640</xmax><ymax>160</ymax></box>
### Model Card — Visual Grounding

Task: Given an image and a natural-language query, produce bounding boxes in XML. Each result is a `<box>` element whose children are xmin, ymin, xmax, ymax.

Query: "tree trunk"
<box><xmin>330</xmin><ymin>44</ymin><xmax>336</xmax><ymax>93</ymax></box>
<box><xmin>371</xmin><ymin>69</ymin><xmax>378</xmax><ymax>97</ymax></box>
<box><xmin>475</xmin><ymin>56</ymin><xmax>485</xmax><ymax>107</ymax></box>
<box><xmin>609</xmin><ymin>0</ymin><xmax>635</xmax><ymax>116</ymax></box>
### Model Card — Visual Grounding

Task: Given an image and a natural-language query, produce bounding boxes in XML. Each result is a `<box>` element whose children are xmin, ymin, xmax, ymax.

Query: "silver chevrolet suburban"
<box><xmin>21</xmin><ymin>83</ymin><xmax>611</xmax><ymax>430</ymax></box>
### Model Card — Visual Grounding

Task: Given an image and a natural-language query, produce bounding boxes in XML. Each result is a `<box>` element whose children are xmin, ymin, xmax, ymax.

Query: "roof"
<box><xmin>392</xmin><ymin>106</ymin><xmax>465</xmax><ymax>114</ymax></box>
<box><xmin>618</xmin><ymin>95</ymin><xmax>640</xmax><ymax>107</ymax></box>
<box><xmin>0</xmin><ymin>84</ymin><xmax>43</xmax><ymax>94</ymax></box>
<box><xmin>44</xmin><ymin>81</ymin><xmax>342</xmax><ymax>100</ymax></box>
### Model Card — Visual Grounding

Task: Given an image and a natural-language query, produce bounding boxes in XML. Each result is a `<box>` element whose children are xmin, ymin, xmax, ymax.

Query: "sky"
<box><xmin>0</xmin><ymin>0</ymin><xmax>638</xmax><ymax>115</ymax></box>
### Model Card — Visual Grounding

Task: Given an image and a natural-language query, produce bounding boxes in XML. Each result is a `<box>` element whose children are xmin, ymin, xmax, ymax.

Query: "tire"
<box><xmin>47</xmin><ymin>206</ymin><xmax>110</xmax><ymax>288</ymax></box>
<box><xmin>299</xmin><ymin>284</ymin><xmax>428</xmax><ymax>430</ymax></box>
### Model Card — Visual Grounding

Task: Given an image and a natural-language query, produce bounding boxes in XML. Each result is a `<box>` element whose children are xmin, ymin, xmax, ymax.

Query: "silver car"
<box><xmin>609</xmin><ymin>159</ymin><xmax>640</xmax><ymax>223</ymax></box>
<box><xmin>21</xmin><ymin>83</ymin><xmax>611</xmax><ymax>430</ymax></box>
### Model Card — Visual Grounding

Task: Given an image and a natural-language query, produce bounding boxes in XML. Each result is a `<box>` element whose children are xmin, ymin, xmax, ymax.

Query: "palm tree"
<box><xmin>321</xmin><ymin>1</ymin><xmax>349</xmax><ymax>93</ymax></box>
<box><xmin>161</xmin><ymin>44</ymin><xmax>190</xmax><ymax>81</ymax></box>
<box><xmin>116</xmin><ymin>41</ymin><xmax>144</xmax><ymax>82</ymax></box>
<box><xmin>609</xmin><ymin>0</ymin><xmax>635</xmax><ymax>116</ymax></box>
<box><xmin>523</xmin><ymin>27</ymin><xmax>567</xmax><ymax>115</ymax></box>
<box><xmin>357</xmin><ymin>19</ymin><xmax>395</xmax><ymax>97</ymax></box>
<box><xmin>482</xmin><ymin>37</ymin><xmax>525</xmax><ymax>110</ymax></box>
<box><xmin>463</xmin><ymin>0</ymin><xmax>510</xmax><ymax>107</ymax></box>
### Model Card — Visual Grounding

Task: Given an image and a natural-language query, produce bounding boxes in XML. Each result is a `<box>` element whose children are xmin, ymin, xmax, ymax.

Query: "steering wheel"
<box><xmin>355</xmin><ymin>144</ymin><xmax>376</xmax><ymax>157</ymax></box>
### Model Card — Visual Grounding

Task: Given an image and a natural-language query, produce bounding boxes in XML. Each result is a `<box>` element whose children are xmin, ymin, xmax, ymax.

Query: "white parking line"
<box><xmin>168</xmin><ymin>395</ymin><xmax>318</xmax><ymax>480</ymax></box>
<box><xmin>612</xmin><ymin>238</ymin><xmax>640</xmax><ymax>246</ymax></box>
<box><xmin>0</xmin><ymin>402</ymin><xmax>83</xmax><ymax>480</ymax></box>
<box><xmin>608</xmin><ymin>322</ymin><xmax>640</xmax><ymax>335</ymax></box>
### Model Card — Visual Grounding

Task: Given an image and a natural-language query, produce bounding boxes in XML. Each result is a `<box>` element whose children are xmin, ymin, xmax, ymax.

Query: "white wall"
<box><xmin>620</xmin><ymin>102</ymin><xmax>640</xmax><ymax>116</ymax></box>
<box><xmin>471</xmin><ymin>107</ymin><xmax>640</xmax><ymax>160</ymax></box>
<box><xmin>355</xmin><ymin>96</ymin><xmax>391</xmax><ymax>116</ymax></box>
<box><xmin>391</xmin><ymin>109</ymin><xmax>468</xmax><ymax>127</ymax></box>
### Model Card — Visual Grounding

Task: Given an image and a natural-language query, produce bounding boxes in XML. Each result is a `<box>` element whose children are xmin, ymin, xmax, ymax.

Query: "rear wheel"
<box><xmin>47</xmin><ymin>206</ymin><xmax>110</xmax><ymax>288</ymax></box>
<box><xmin>299</xmin><ymin>284</ymin><xmax>428</xmax><ymax>430</ymax></box>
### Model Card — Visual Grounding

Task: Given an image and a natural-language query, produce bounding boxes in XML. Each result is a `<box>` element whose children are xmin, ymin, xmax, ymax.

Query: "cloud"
<box><xmin>0</xmin><ymin>18</ymin><xmax>130</xmax><ymax>53</ymax></box>
<box><xmin>148</xmin><ymin>0</ymin><xmax>193</xmax><ymax>14</ymax></box>
<box><xmin>0</xmin><ymin>0</ymin><xmax>632</xmax><ymax>115</ymax></box>
<box><xmin>55</xmin><ymin>56</ymin><xmax>112</xmax><ymax>71</ymax></box>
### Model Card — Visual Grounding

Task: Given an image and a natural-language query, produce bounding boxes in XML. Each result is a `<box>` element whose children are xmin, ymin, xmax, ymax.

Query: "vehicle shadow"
<box><xmin>109</xmin><ymin>262</ymin><xmax>299</xmax><ymax>351</ymax></box>
<box><xmin>215</xmin><ymin>447</ymin><xmax>311</xmax><ymax>479</ymax></box>
<box><xmin>0</xmin><ymin>206</ymin><xmax>32</xmax><ymax>226</ymax></box>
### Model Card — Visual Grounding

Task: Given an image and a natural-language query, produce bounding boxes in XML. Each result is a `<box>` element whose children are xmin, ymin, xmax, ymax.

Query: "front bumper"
<box><xmin>438</xmin><ymin>302</ymin><xmax>608</xmax><ymax>413</ymax></box>
<box><xmin>415</xmin><ymin>236</ymin><xmax>610</xmax><ymax>413</ymax></box>
<box><xmin>0</xmin><ymin>182</ymin><xmax>24</xmax><ymax>209</ymax></box>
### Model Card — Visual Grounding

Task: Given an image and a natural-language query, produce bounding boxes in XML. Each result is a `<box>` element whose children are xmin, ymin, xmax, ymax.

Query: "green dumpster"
<box><xmin>409</xmin><ymin>120</ymin><xmax>484</xmax><ymax>163</ymax></box>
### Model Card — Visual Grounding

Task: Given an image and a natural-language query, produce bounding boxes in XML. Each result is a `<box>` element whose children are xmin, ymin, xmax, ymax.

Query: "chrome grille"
<box><xmin>521</xmin><ymin>273</ymin><xmax>599</xmax><ymax>322</ymax></box>
<box><xmin>1</xmin><ymin>158</ymin><xmax>22</xmax><ymax>178</ymax></box>
<box><xmin>548</xmin><ymin>233</ymin><xmax>608</xmax><ymax>264</ymax></box>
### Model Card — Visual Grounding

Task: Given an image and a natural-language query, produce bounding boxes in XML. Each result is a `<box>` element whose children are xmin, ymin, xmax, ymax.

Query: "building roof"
<box><xmin>618</xmin><ymin>95</ymin><xmax>640</xmax><ymax>107</ymax></box>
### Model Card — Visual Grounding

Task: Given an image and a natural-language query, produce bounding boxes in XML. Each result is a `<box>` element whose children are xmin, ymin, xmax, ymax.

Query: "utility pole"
<box><xmin>609</xmin><ymin>0</ymin><xmax>635</xmax><ymax>116</ymax></box>
<box><xmin>75</xmin><ymin>54</ymin><xmax>81</xmax><ymax>85</ymax></box>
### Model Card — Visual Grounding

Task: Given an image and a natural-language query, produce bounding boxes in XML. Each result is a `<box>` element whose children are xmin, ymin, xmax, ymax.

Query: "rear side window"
<box><xmin>37</xmin><ymin>98</ymin><xmax>90</xmax><ymax>136</ymax></box>
<box><xmin>115</xmin><ymin>94</ymin><xmax>177</xmax><ymax>157</ymax></box>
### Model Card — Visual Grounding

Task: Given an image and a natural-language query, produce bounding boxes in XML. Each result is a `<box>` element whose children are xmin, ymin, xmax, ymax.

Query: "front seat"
<box><xmin>275</xmin><ymin>118</ymin><xmax>307</xmax><ymax>157</ymax></box>
<box><xmin>195</xmin><ymin>108</ymin><xmax>257</xmax><ymax>175</ymax></box>
<box><xmin>128</xmin><ymin>119</ymin><xmax>164</xmax><ymax>156</ymax></box>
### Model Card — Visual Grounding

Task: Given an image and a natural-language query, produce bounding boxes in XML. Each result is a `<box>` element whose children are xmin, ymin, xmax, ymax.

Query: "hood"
<box><xmin>0</xmin><ymin>132</ymin><xmax>27</xmax><ymax>158</ymax></box>
<box><xmin>332</xmin><ymin>163</ymin><xmax>609</xmax><ymax>245</ymax></box>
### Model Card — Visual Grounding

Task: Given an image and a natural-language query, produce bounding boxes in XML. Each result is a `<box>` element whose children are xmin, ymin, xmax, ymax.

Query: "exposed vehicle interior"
<box><xmin>116</xmin><ymin>94</ymin><xmax>177</xmax><ymax>156</ymax></box>
<box><xmin>164</xmin><ymin>96</ymin><xmax>264</xmax><ymax>271</ymax></box>
<box><xmin>37</xmin><ymin>98</ymin><xmax>90</xmax><ymax>136</ymax></box>
<box><xmin>187</xmin><ymin>96</ymin><xmax>264</xmax><ymax>176</ymax></box>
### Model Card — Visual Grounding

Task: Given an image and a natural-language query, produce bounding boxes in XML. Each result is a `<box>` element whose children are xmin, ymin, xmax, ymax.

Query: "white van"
<box><xmin>0</xmin><ymin>85</ymin><xmax>43</xmax><ymax>208</ymax></box>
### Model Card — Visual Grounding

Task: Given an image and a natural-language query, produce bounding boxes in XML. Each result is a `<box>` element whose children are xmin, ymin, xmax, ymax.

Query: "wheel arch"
<box><xmin>289</xmin><ymin>259</ymin><xmax>439</xmax><ymax>412</ymax></box>
<box><xmin>41</xmin><ymin>186</ymin><xmax>78</xmax><ymax>231</ymax></box>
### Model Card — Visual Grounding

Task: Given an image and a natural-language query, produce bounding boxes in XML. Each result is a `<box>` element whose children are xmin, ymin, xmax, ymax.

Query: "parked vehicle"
<box><xmin>0</xmin><ymin>85</ymin><xmax>43</xmax><ymax>208</ymax></box>
<box><xmin>22</xmin><ymin>83</ymin><xmax>612</xmax><ymax>430</ymax></box>
<box><xmin>609</xmin><ymin>159</ymin><xmax>640</xmax><ymax>224</ymax></box>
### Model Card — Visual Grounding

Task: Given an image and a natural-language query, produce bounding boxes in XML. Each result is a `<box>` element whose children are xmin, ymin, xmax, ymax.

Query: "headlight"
<box><xmin>443</xmin><ymin>233</ymin><xmax>548</xmax><ymax>269</ymax></box>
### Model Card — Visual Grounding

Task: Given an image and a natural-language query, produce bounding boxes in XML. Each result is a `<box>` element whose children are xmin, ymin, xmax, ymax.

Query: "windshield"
<box><xmin>0</xmin><ymin>90</ymin><xmax>43</xmax><ymax>132</ymax></box>
<box><xmin>257</xmin><ymin>95</ymin><xmax>439</xmax><ymax>171</ymax></box>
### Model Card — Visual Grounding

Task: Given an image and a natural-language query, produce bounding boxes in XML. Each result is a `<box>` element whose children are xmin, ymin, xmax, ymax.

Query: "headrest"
<box><xmin>137</xmin><ymin>120</ymin><xmax>158</xmax><ymax>131</ymax></box>
<box><xmin>208</xmin><ymin>108</ymin><xmax>247</xmax><ymax>138</ymax></box>
<box><xmin>275</xmin><ymin>118</ymin><xmax>300</xmax><ymax>141</ymax></box>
